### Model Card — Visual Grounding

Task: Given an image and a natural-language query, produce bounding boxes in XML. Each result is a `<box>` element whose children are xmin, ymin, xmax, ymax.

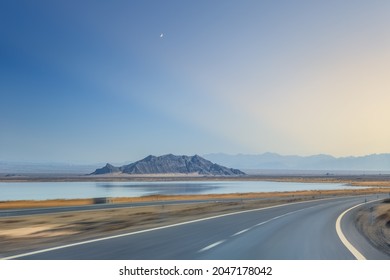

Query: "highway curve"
<box><xmin>6</xmin><ymin>194</ymin><xmax>390</xmax><ymax>260</ymax></box>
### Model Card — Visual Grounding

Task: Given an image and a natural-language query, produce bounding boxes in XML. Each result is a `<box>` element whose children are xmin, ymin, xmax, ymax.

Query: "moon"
<box><xmin>160</xmin><ymin>33</ymin><xmax>164</xmax><ymax>38</ymax></box>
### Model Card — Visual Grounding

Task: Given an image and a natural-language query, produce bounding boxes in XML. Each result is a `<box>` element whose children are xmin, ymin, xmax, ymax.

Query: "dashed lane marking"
<box><xmin>198</xmin><ymin>240</ymin><xmax>226</xmax><ymax>252</ymax></box>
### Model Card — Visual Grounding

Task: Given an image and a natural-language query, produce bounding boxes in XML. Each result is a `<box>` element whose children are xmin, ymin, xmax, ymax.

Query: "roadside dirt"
<box><xmin>355</xmin><ymin>199</ymin><xmax>390</xmax><ymax>256</ymax></box>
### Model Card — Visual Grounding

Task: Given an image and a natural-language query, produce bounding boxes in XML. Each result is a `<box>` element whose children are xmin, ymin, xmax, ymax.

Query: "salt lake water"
<box><xmin>0</xmin><ymin>181</ymin><xmax>365</xmax><ymax>201</ymax></box>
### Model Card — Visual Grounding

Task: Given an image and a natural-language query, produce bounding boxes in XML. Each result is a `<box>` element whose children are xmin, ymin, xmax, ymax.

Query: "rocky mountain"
<box><xmin>91</xmin><ymin>154</ymin><xmax>245</xmax><ymax>176</ymax></box>
<box><xmin>92</xmin><ymin>163</ymin><xmax>121</xmax><ymax>175</ymax></box>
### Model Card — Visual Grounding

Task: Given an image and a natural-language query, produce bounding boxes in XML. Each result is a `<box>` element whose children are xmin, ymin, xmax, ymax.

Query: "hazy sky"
<box><xmin>1</xmin><ymin>0</ymin><xmax>390</xmax><ymax>163</ymax></box>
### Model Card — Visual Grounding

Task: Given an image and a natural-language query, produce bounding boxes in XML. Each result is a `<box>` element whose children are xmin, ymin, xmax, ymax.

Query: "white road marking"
<box><xmin>229</xmin><ymin>207</ymin><xmax>315</xmax><ymax>240</ymax></box>
<box><xmin>198</xmin><ymin>240</ymin><xmax>226</xmax><ymax>252</ymax></box>
<box><xmin>255</xmin><ymin>207</ymin><xmax>308</xmax><ymax>227</ymax></box>
<box><xmin>335</xmin><ymin>204</ymin><xmax>366</xmax><ymax>260</ymax></box>
<box><xmin>232</xmin><ymin>228</ymin><xmax>251</xmax><ymax>237</ymax></box>
<box><xmin>335</xmin><ymin>198</ymin><xmax>383</xmax><ymax>260</ymax></box>
<box><xmin>231</xmin><ymin>209</ymin><xmax>309</xmax><ymax>237</ymax></box>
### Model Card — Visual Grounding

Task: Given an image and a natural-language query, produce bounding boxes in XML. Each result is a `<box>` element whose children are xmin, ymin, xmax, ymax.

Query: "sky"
<box><xmin>1</xmin><ymin>0</ymin><xmax>390</xmax><ymax>163</ymax></box>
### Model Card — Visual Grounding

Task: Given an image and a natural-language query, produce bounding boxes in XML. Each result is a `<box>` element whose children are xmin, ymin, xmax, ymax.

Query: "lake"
<box><xmin>0</xmin><ymin>181</ymin><xmax>365</xmax><ymax>201</ymax></box>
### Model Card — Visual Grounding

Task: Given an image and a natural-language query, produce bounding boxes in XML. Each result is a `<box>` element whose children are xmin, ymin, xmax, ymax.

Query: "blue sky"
<box><xmin>1</xmin><ymin>1</ymin><xmax>390</xmax><ymax>163</ymax></box>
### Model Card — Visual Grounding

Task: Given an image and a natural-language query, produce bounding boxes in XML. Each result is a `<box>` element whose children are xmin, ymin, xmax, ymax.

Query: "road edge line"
<box><xmin>335</xmin><ymin>198</ymin><xmax>383</xmax><ymax>260</ymax></box>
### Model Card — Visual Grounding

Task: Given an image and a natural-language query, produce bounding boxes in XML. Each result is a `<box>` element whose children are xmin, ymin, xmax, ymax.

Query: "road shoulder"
<box><xmin>355</xmin><ymin>199</ymin><xmax>390</xmax><ymax>256</ymax></box>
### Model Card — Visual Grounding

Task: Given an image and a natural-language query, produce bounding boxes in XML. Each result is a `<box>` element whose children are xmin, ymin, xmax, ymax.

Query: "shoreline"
<box><xmin>1</xmin><ymin>174</ymin><xmax>390</xmax><ymax>187</ymax></box>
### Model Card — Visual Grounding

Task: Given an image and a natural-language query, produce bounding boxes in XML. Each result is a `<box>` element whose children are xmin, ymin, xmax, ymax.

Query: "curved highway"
<box><xmin>5</xmin><ymin>195</ymin><xmax>389</xmax><ymax>260</ymax></box>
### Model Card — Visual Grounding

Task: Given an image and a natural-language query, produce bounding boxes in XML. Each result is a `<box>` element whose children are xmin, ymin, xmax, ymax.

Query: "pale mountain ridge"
<box><xmin>0</xmin><ymin>161</ymin><xmax>101</xmax><ymax>174</ymax></box>
<box><xmin>2</xmin><ymin>153</ymin><xmax>390</xmax><ymax>174</ymax></box>
<box><xmin>203</xmin><ymin>153</ymin><xmax>390</xmax><ymax>171</ymax></box>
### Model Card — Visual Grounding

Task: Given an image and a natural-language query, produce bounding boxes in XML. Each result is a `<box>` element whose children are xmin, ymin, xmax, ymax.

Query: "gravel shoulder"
<box><xmin>355</xmin><ymin>199</ymin><xmax>390</xmax><ymax>256</ymax></box>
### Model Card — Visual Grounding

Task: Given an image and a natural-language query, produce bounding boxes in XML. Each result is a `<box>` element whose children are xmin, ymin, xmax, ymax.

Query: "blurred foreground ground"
<box><xmin>0</xmin><ymin>188</ymin><xmax>389</xmax><ymax>259</ymax></box>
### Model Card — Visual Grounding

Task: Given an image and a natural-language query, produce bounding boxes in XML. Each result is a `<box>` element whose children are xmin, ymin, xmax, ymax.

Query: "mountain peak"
<box><xmin>92</xmin><ymin>163</ymin><xmax>120</xmax><ymax>174</ymax></box>
<box><xmin>143</xmin><ymin>155</ymin><xmax>156</xmax><ymax>162</ymax></box>
<box><xmin>91</xmin><ymin>154</ymin><xmax>245</xmax><ymax>176</ymax></box>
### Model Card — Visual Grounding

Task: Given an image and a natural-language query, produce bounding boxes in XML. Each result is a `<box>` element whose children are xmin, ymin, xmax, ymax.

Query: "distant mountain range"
<box><xmin>2</xmin><ymin>152</ymin><xmax>390</xmax><ymax>175</ymax></box>
<box><xmin>203</xmin><ymin>153</ymin><xmax>390</xmax><ymax>171</ymax></box>
<box><xmin>0</xmin><ymin>161</ymin><xmax>100</xmax><ymax>174</ymax></box>
<box><xmin>92</xmin><ymin>154</ymin><xmax>245</xmax><ymax>176</ymax></box>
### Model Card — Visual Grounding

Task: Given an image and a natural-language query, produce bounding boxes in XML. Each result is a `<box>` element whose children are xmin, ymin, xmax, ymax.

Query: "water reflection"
<box><xmin>95</xmin><ymin>182</ymin><xmax>221</xmax><ymax>196</ymax></box>
<box><xmin>0</xmin><ymin>181</ymin><xmax>366</xmax><ymax>201</ymax></box>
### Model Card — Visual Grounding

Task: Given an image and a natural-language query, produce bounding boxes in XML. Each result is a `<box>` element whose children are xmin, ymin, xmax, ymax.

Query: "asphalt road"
<box><xmin>6</xmin><ymin>195</ymin><xmax>390</xmax><ymax>260</ymax></box>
